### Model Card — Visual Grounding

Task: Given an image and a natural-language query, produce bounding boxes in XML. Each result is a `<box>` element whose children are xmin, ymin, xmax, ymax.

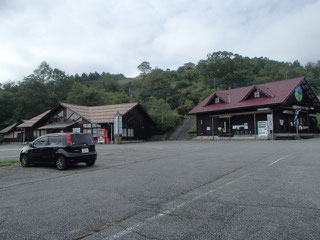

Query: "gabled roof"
<box><xmin>61</xmin><ymin>102</ymin><xmax>140</xmax><ymax>123</ymax></box>
<box><xmin>240</xmin><ymin>85</ymin><xmax>274</xmax><ymax>102</ymax></box>
<box><xmin>189</xmin><ymin>77</ymin><xmax>319</xmax><ymax>115</ymax></box>
<box><xmin>205</xmin><ymin>92</ymin><xmax>230</xmax><ymax>106</ymax></box>
<box><xmin>0</xmin><ymin>123</ymin><xmax>18</xmax><ymax>134</ymax></box>
<box><xmin>17</xmin><ymin>110</ymin><xmax>51</xmax><ymax>128</ymax></box>
<box><xmin>17</xmin><ymin>102</ymin><xmax>150</xmax><ymax>128</ymax></box>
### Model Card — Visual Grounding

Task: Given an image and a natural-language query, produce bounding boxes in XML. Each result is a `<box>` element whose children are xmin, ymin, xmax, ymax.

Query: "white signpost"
<box><xmin>114</xmin><ymin>114</ymin><xmax>118</xmax><ymax>135</ymax></box>
<box><xmin>113</xmin><ymin>112</ymin><xmax>123</xmax><ymax>143</ymax></box>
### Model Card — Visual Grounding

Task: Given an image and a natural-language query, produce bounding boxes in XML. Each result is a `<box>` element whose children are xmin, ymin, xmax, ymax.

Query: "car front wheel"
<box><xmin>21</xmin><ymin>154</ymin><xmax>30</xmax><ymax>167</ymax></box>
<box><xmin>56</xmin><ymin>156</ymin><xmax>68</xmax><ymax>170</ymax></box>
<box><xmin>86</xmin><ymin>160</ymin><xmax>95</xmax><ymax>166</ymax></box>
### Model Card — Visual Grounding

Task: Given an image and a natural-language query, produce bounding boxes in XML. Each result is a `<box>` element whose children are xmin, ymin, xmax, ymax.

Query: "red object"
<box><xmin>189</xmin><ymin>77</ymin><xmax>318</xmax><ymax>115</ymax></box>
<box><xmin>97</xmin><ymin>128</ymin><xmax>109</xmax><ymax>144</ymax></box>
<box><xmin>65</xmin><ymin>133</ymin><xmax>72</xmax><ymax>146</ymax></box>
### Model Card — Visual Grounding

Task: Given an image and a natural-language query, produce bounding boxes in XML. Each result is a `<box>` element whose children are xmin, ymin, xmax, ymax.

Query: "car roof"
<box><xmin>37</xmin><ymin>133</ymin><xmax>91</xmax><ymax>137</ymax></box>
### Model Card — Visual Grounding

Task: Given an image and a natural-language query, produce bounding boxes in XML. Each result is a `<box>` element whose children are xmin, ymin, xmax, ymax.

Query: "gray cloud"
<box><xmin>0</xmin><ymin>0</ymin><xmax>319</xmax><ymax>82</ymax></box>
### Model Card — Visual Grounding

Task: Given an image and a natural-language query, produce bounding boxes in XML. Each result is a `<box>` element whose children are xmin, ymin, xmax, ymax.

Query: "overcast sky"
<box><xmin>0</xmin><ymin>0</ymin><xmax>320</xmax><ymax>83</ymax></box>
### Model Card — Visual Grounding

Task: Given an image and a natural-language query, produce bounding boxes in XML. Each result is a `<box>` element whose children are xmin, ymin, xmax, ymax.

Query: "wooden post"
<box><xmin>211</xmin><ymin>117</ymin><xmax>214</xmax><ymax>140</ymax></box>
<box><xmin>254</xmin><ymin>113</ymin><xmax>257</xmax><ymax>140</ymax></box>
<box><xmin>228</xmin><ymin>117</ymin><xmax>231</xmax><ymax>139</ymax></box>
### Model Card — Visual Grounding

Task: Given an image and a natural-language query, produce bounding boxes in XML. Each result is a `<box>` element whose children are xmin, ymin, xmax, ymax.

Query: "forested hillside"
<box><xmin>1</xmin><ymin>51</ymin><xmax>320</xmax><ymax>132</ymax></box>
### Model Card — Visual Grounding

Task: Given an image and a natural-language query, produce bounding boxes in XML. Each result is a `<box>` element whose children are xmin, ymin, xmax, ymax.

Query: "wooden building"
<box><xmin>189</xmin><ymin>77</ymin><xmax>320</xmax><ymax>139</ymax></box>
<box><xmin>0</xmin><ymin>123</ymin><xmax>23</xmax><ymax>142</ymax></box>
<box><xmin>16</xmin><ymin>102</ymin><xmax>154</xmax><ymax>142</ymax></box>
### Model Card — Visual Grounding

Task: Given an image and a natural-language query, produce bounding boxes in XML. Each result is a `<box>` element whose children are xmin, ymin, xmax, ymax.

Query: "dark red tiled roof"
<box><xmin>189</xmin><ymin>77</ymin><xmax>306</xmax><ymax>114</ymax></box>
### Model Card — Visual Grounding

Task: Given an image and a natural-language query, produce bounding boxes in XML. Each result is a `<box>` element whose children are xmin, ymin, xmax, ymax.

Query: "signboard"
<box><xmin>258</xmin><ymin>121</ymin><xmax>268</xmax><ymax>137</ymax></box>
<box><xmin>113</xmin><ymin>112</ymin><xmax>123</xmax><ymax>136</ymax></box>
<box><xmin>119</xmin><ymin>115</ymin><xmax>123</xmax><ymax>135</ymax></box>
<box><xmin>114</xmin><ymin>115</ymin><xmax>118</xmax><ymax>135</ymax></box>
<box><xmin>294</xmin><ymin>86</ymin><xmax>303</xmax><ymax>102</ymax></box>
<box><xmin>73</xmin><ymin>128</ymin><xmax>81</xmax><ymax>133</ymax></box>
<box><xmin>267</xmin><ymin>114</ymin><xmax>273</xmax><ymax>133</ymax></box>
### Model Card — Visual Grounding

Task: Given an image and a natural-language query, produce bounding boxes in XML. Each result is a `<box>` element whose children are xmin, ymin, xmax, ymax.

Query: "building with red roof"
<box><xmin>189</xmin><ymin>77</ymin><xmax>320</xmax><ymax>139</ymax></box>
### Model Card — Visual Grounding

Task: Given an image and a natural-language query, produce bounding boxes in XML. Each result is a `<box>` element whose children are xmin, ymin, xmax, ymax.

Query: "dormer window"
<box><xmin>215</xmin><ymin>97</ymin><xmax>220</xmax><ymax>103</ymax></box>
<box><xmin>254</xmin><ymin>90</ymin><xmax>260</xmax><ymax>98</ymax></box>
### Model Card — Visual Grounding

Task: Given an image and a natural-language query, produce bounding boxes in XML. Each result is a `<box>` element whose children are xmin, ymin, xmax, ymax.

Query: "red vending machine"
<box><xmin>97</xmin><ymin>129</ymin><xmax>110</xmax><ymax>144</ymax></box>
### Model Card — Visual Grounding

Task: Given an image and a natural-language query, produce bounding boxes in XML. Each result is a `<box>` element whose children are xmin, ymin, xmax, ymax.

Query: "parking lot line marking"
<box><xmin>0</xmin><ymin>155</ymin><xmax>18</xmax><ymax>159</ymax></box>
<box><xmin>268</xmin><ymin>156</ymin><xmax>288</xmax><ymax>166</ymax></box>
<box><xmin>106</xmin><ymin>173</ymin><xmax>249</xmax><ymax>240</ymax></box>
<box><xmin>0</xmin><ymin>149</ymin><xmax>21</xmax><ymax>152</ymax></box>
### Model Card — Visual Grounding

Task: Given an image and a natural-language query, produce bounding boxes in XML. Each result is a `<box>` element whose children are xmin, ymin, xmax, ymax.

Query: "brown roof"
<box><xmin>17</xmin><ymin>102</ymin><xmax>142</xmax><ymax>128</ymax></box>
<box><xmin>61</xmin><ymin>102</ymin><xmax>139</xmax><ymax>123</ymax></box>
<box><xmin>17</xmin><ymin>110</ymin><xmax>51</xmax><ymax>128</ymax></box>
<box><xmin>189</xmin><ymin>77</ymin><xmax>320</xmax><ymax>115</ymax></box>
<box><xmin>0</xmin><ymin>123</ymin><xmax>18</xmax><ymax>134</ymax></box>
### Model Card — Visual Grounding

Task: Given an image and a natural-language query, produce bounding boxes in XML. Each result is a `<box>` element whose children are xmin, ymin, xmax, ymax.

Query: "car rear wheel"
<box><xmin>21</xmin><ymin>154</ymin><xmax>30</xmax><ymax>167</ymax></box>
<box><xmin>56</xmin><ymin>156</ymin><xmax>67</xmax><ymax>170</ymax></box>
<box><xmin>86</xmin><ymin>160</ymin><xmax>95</xmax><ymax>166</ymax></box>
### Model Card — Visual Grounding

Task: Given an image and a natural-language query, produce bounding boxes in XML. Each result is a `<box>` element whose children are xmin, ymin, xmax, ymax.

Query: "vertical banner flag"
<box><xmin>267</xmin><ymin>114</ymin><xmax>273</xmax><ymax>134</ymax></box>
<box><xmin>294</xmin><ymin>109</ymin><xmax>301</xmax><ymax>126</ymax></box>
<box><xmin>114</xmin><ymin>114</ymin><xmax>119</xmax><ymax>135</ymax></box>
<box><xmin>119</xmin><ymin>114</ymin><xmax>123</xmax><ymax>136</ymax></box>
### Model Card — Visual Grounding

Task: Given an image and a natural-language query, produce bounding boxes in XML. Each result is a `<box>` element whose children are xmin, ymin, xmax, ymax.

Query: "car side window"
<box><xmin>58</xmin><ymin>135</ymin><xmax>67</xmax><ymax>146</ymax></box>
<box><xmin>33</xmin><ymin>137</ymin><xmax>48</xmax><ymax>147</ymax></box>
<box><xmin>48</xmin><ymin>136</ymin><xmax>58</xmax><ymax>146</ymax></box>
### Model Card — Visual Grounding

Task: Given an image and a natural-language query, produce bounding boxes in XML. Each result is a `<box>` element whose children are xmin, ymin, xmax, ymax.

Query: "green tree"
<box><xmin>137</xmin><ymin>61</ymin><xmax>152</xmax><ymax>77</ymax></box>
<box><xmin>142</xmin><ymin>97</ymin><xmax>179</xmax><ymax>132</ymax></box>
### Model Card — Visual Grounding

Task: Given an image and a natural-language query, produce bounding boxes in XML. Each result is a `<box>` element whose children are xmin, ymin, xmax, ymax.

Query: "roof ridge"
<box><xmin>189</xmin><ymin>77</ymin><xmax>309</xmax><ymax>115</ymax></box>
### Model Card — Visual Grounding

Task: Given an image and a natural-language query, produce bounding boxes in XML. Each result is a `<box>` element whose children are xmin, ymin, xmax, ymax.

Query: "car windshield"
<box><xmin>71</xmin><ymin>134</ymin><xmax>94</xmax><ymax>145</ymax></box>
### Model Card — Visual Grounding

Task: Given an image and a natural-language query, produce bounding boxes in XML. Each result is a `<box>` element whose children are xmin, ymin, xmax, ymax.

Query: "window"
<box><xmin>254</xmin><ymin>90</ymin><xmax>260</xmax><ymax>98</ymax></box>
<box><xmin>48</xmin><ymin>136</ymin><xmax>58</xmax><ymax>145</ymax></box>
<box><xmin>33</xmin><ymin>130</ymin><xmax>40</xmax><ymax>138</ymax></box>
<box><xmin>67</xmin><ymin>109</ymin><xmax>82</xmax><ymax>122</ymax></box>
<box><xmin>122</xmin><ymin>128</ymin><xmax>127</xmax><ymax>137</ymax></box>
<box><xmin>33</xmin><ymin>137</ymin><xmax>48</xmax><ymax>147</ymax></box>
<box><xmin>58</xmin><ymin>135</ymin><xmax>67</xmax><ymax>146</ymax></box>
<box><xmin>215</xmin><ymin>97</ymin><xmax>220</xmax><ymax>103</ymax></box>
<box><xmin>128</xmin><ymin>129</ymin><xmax>134</xmax><ymax>137</ymax></box>
<box><xmin>83</xmin><ymin>129</ymin><xmax>92</xmax><ymax>134</ymax></box>
<box><xmin>51</xmin><ymin>110</ymin><xmax>64</xmax><ymax>123</ymax></box>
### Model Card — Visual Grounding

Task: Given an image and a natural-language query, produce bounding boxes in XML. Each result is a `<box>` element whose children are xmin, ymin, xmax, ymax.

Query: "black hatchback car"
<box><xmin>20</xmin><ymin>133</ymin><xmax>97</xmax><ymax>170</ymax></box>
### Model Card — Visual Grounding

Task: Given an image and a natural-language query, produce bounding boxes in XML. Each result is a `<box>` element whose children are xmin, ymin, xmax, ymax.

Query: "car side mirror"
<box><xmin>29</xmin><ymin>143</ymin><xmax>33</xmax><ymax>148</ymax></box>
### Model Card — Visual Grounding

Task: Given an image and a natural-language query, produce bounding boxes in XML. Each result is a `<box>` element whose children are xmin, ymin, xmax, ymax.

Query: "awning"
<box><xmin>38</xmin><ymin>122</ymin><xmax>77</xmax><ymax>130</ymax></box>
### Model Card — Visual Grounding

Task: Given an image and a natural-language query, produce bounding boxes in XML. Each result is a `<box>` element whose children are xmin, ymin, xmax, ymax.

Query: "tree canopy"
<box><xmin>1</xmin><ymin>53</ymin><xmax>320</xmax><ymax>132</ymax></box>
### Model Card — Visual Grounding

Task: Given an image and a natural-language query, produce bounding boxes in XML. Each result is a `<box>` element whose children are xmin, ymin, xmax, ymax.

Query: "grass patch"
<box><xmin>0</xmin><ymin>159</ymin><xmax>20</xmax><ymax>167</ymax></box>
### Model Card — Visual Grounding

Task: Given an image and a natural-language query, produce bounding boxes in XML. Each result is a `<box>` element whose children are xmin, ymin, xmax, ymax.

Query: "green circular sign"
<box><xmin>295</xmin><ymin>86</ymin><xmax>303</xmax><ymax>102</ymax></box>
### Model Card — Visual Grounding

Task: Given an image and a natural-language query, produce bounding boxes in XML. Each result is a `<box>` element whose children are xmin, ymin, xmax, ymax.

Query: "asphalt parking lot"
<box><xmin>0</xmin><ymin>139</ymin><xmax>320</xmax><ymax>240</ymax></box>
